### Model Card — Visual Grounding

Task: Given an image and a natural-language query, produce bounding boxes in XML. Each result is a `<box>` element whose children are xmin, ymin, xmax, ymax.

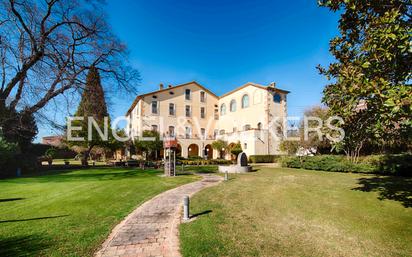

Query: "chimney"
<box><xmin>159</xmin><ymin>83</ymin><xmax>164</xmax><ymax>90</ymax></box>
<box><xmin>269</xmin><ymin>82</ymin><xmax>276</xmax><ymax>88</ymax></box>
<box><xmin>168</xmin><ymin>84</ymin><xmax>173</xmax><ymax>88</ymax></box>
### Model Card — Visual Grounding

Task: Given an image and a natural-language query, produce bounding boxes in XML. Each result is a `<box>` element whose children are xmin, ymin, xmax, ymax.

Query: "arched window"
<box><xmin>230</xmin><ymin>99</ymin><xmax>236</xmax><ymax>112</ymax></box>
<box><xmin>273</xmin><ymin>93</ymin><xmax>282</xmax><ymax>103</ymax></box>
<box><xmin>241</xmin><ymin>94</ymin><xmax>249</xmax><ymax>108</ymax></box>
<box><xmin>220</xmin><ymin>104</ymin><xmax>226</xmax><ymax>115</ymax></box>
<box><xmin>257</xmin><ymin>122</ymin><xmax>262</xmax><ymax>130</ymax></box>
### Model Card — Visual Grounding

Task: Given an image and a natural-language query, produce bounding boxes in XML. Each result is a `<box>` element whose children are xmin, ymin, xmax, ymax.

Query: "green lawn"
<box><xmin>0</xmin><ymin>168</ymin><xmax>198</xmax><ymax>257</ymax></box>
<box><xmin>180</xmin><ymin>167</ymin><xmax>412</xmax><ymax>257</ymax></box>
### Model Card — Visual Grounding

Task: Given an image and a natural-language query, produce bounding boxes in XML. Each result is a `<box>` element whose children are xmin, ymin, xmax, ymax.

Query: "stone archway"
<box><xmin>188</xmin><ymin>144</ymin><xmax>199</xmax><ymax>158</ymax></box>
<box><xmin>176</xmin><ymin>144</ymin><xmax>182</xmax><ymax>157</ymax></box>
<box><xmin>204</xmin><ymin>144</ymin><xmax>213</xmax><ymax>159</ymax></box>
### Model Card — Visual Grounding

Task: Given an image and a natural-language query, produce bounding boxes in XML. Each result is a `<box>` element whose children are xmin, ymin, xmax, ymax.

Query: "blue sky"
<box><xmin>37</xmin><ymin>0</ymin><xmax>340</xmax><ymax>140</ymax></box>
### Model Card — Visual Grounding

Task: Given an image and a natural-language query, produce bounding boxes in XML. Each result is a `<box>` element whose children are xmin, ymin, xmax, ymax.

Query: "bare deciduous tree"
<box><xmin>0</xmin><ymin>0</ymin><xmax>138</xmax><ymax>119</ymax></box>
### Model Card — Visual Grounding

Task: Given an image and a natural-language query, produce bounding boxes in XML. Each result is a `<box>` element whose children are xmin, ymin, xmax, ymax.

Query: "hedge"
<box><xmin>180</xmin><ymin>159</ymin><xmax>231</xmax><ymax>165</ymax></box>
<box><xmin>280</xmin><ymin>154</ymin><xmax>412</xmax><ymax>176</ymax></box>
<box><xmin>249</xmin><ymin>155</ymin><xmax>281</xmax><ymax>163</ymax></box>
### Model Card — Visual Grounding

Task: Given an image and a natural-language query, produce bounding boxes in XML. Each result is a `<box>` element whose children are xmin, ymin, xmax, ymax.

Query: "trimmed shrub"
<box><xmin>280</xmin><ymin>154</ymin><xmax>411</xmax><ymax>176</ymax></box>
<box><xmin>249</xmin><ymin>155</ymin><xmax>281</xmax><ymax>163</ymax></box>
<box><xmin>181</xmin><ymin>159</ymin><xmax>231</xmax><ymax>166</ymax></box>
<box><xmin>188</xmin><ymin>156</ymin><xmax>202</xmax><ymax>160</ymax></box>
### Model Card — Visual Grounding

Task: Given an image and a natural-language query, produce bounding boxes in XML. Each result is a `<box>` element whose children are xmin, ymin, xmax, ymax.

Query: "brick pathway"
<box><xmin>95</xmin><ymin>174</ymin><xmax>223</xmax><ymax>257</ymax></box>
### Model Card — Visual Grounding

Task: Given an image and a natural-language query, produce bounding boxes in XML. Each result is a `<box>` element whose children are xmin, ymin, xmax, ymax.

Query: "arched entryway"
<box><xmin>176</xmin><ymin>144</ymin><xmax>182</xmax><ymax>157</ymax></box>
<box><xmin>188</xmin><ymin>144</ymin><xmax>199</xmax><ymax>158</ymax></box>
<box><xmin>204</xmin><ymin>144</ymin><xmax>213</xmax><ymax>159</ymax></box>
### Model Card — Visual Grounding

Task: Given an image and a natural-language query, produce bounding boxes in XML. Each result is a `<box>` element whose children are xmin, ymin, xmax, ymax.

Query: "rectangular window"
<box><xmin>244</xmin><ymin>143</ymin><xmax>247</xmax><ymax>149</ymax></box>
<box><xmin>214</xmin><ymin>109</ymin><xmax>219</xmax><ymax>120</ymax></box>
<box><xmin>151</xmin><ymin>101</ymin><xmax>158</xmax><ymax>114</ymax></box>
<box><xmin>185</xmin><ymin>89</ymin><xmax>191</xmax><ymax>100</ymax></box>
<box><xmin>214</xmin><ymin>129</ymin><xmax>218</xmax><ymax>138</ymax></box>
<box><xmin>169</xmin><ymin>103</ymin><xmax>175</xmax><ymax>116</ymax></box>
<box><xmin>168</xmin><ymin>126</ymin><xmax>175</xmax><ymax>137</ymax></box>
<box><xmin>200</xmin><ymin>91</ymin><xmax>206</xmax><ymax>102</ymax></box>
<box><xmin>201</xmin><ymin>128</ymin><xmax>206</xmax><ymax>139</ymax></box>
<box><xmin>185</xmin><ymin>127</ymin><xmax>191</xmax><ymax>139</ymax></box>
<box><xmin>200</xmin><ymin>107</ymin><xmax>205</xmax><ymax>119</ymax></box>
<box><xmin>151</xmin><ymin>125</ymin><xmax>158</xmax><ymax>131</ymax></box>
<box><xmin>185</xmin><ymin>105</ymin><xmax>191</xmax><ymax>117</ymax></box>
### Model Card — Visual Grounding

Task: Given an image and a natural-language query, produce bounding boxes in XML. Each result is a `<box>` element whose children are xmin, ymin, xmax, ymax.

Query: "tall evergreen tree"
<box><xmin>76</xmin><ymin>66</ymin><xmax>109</xmax><ymax>121</ymax></box>
<box><xmin>69</xmin><ymin>66</ymin><xmax>111</xmax><ymax>165</ymax></box>
<box><xmin>318</xmin><ymin>0</ymin><xmax>412</xmax><ymax>161</ymax></box>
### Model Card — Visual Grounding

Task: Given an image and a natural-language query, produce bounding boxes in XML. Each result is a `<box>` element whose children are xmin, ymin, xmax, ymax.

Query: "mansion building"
<box><xmin>125</xmin><ymin>81</ymin><xmax>289</xmax><ymax>159</ymax></box>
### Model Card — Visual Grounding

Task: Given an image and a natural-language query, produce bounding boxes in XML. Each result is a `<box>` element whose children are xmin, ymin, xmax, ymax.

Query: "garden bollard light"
<box><xmin>182</xmin><ymin>164</ymin><xmax>184</xmax><ymax>172</ymax></box>
<box><xmin>224</xmin><ymin>170</ymin><xmax>228</xmax><ymax>181</ymax></box>
<box><xmin>183</xmin><ymin>196</ymin><xmax>190</xmax><ymax>221</ymax></box>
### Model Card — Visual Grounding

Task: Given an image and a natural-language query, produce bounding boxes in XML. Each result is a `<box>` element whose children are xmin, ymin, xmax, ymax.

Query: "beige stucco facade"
<box><xmin>126</xmin><ymin>81</ymin><xmax>289</xmax><ymax>159</ymax></box>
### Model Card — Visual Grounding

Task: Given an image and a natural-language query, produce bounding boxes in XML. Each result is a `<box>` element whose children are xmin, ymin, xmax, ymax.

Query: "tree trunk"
<box><xmin>82</xmin><ymin>145</ymin><xmax>94</xmax><ymax>166</ymax></box>
<box><xmin>345</xmin><ymin>140</ymin><xmax>364</xmax><ymax>163</ymax></box>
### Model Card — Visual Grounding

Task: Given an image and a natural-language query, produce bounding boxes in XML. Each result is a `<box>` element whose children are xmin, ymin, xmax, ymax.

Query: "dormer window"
<box><xmin>185</xmin><ymin>89</ymin><xmax>191</xmax><ymax>100</ymax></box>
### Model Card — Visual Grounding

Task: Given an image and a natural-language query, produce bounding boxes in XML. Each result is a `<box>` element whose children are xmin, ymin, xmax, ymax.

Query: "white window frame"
<box><xmin>185</xmin><ymin>105</ymin><xmax>191</xmax><ymax>117</ymax></box>
<box><xmin>200</xmin><ymin>107</ymin><xmax>206</xmax><ymax>119</ymax></box>
<box><xmin>185</xmin><ymin>126</ymin><xmax>192</xmax><ymax>138</ymax></box>
<box><xmin>230</xmin><ymin>99</ymin><xmax>236</xmax><ymax>112</ymax></box>
<box><xmin>185</xmin><ymin>89</ymin><xmax>191</xmax><ymax>101</ymax></box>
<box><xmin>241</xmin><ymin>94</ymin><xmax>249</xmax><ymax>108</ymax></box>
<box><xmin>200</xmin><ymin>91</ymin><xmax>206</xmax><ymax>103</ymax></box>
<box><xmin>151</xmin><ymin>101</ymin><xmax>158</xmax><ymax>114</ymax></box>
<box><xmin>169</xmin><ymin>103</ymin><xmax>175</xmax><ymax>116</ymax></box>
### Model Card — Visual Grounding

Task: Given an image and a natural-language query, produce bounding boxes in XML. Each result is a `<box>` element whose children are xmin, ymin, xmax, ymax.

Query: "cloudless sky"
<box><xmin>37</xmin><ymin>0</ymin><xmax>340</xmax><ymax>140</ymax></box>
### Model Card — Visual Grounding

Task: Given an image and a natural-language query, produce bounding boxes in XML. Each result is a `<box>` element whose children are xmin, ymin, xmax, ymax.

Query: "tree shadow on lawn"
<box><xmin>0</xmin><ymin>234</ymin><xmax>51</xmax><ymax>257</ymax></box>
<box><xmin>352</xmin><ymin>175</ymin><xmax>412</xmax><ymax>208</ymax></box>
<box><xmin>0</xmin><ymin>214</ymin><xmax>69</xmax><ymax>224</ymax></box>
<box><xmin>0</xmin><ymin>198</ymin><xmax>25</xmax><ymax>203</ymax></box>
<box><xmin>0</xmin><ymin>169</ymin><xmax>162</xmax><ymax>183</ymax></box>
